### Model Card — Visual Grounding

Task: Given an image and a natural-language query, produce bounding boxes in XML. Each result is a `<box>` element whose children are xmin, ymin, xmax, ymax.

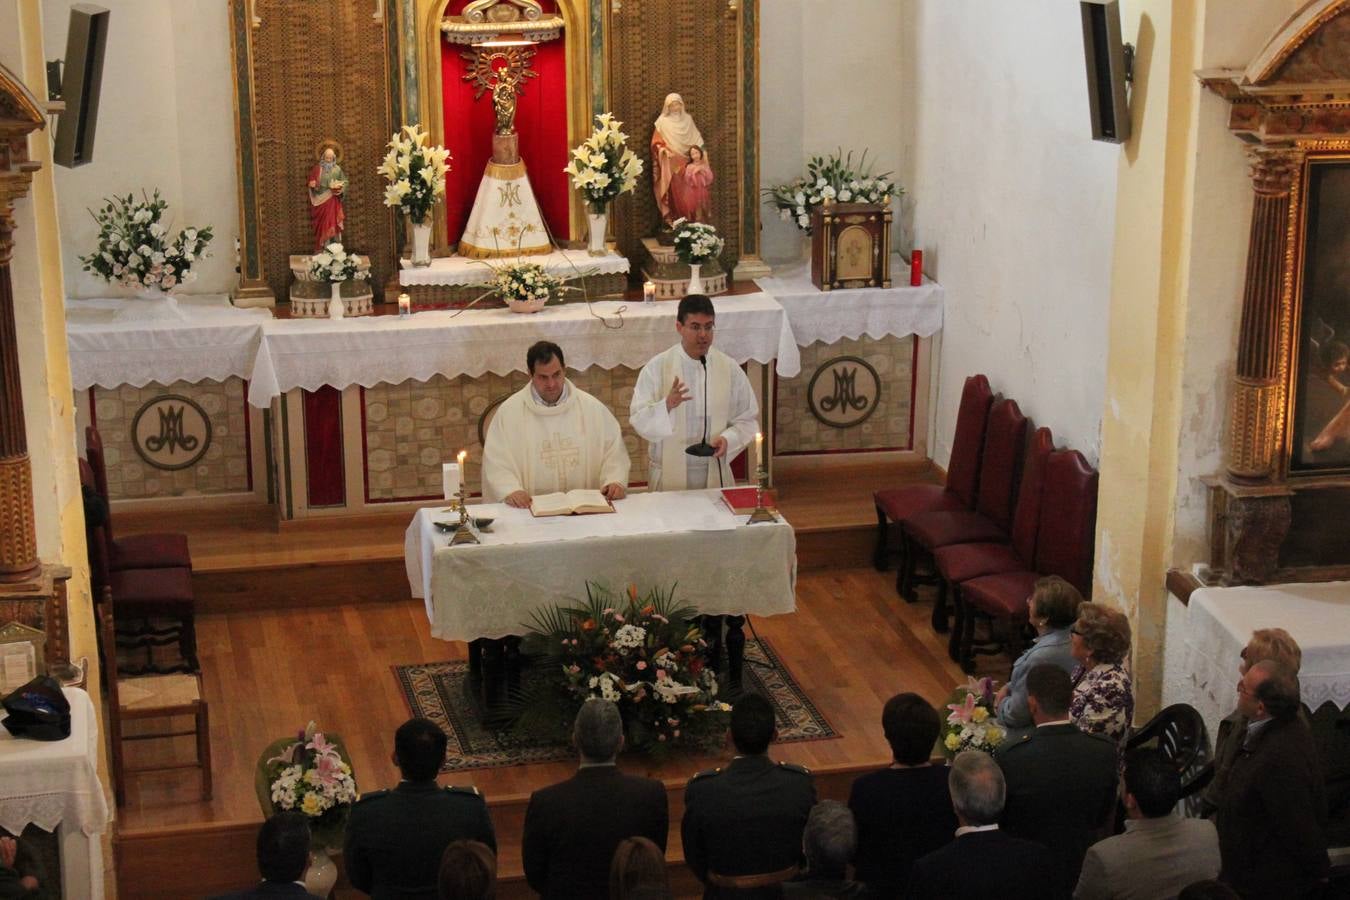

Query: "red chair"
<box><xmin>899</xmin><ymin>398</ymin><xmax>1028</xmax><ymax>629</ymax></box>
<box><xmin>955</xmin><ymin>448</ymin><xmax>1098</xmax><ymax>671</ymax></box>
<box><xmin>873</xmin><ymin>374</ymin><xmax>993</xmax><ymax>591</ymax></box>
<box><xmin>85</xmin><ymin>426</ymin><xmax>192</xmax><ymax>571</ymax></box>
<box><xmin>934</xmin><ymin>427</ymin><xmax>1054</xmax><ymax>661</ymax></box>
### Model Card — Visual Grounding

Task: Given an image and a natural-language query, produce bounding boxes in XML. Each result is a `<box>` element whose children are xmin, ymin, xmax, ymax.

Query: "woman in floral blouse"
<box><xmin>1068</xmin><ymin>602</ymin><xmax>1134</xmax><ymax>744</ymax></box>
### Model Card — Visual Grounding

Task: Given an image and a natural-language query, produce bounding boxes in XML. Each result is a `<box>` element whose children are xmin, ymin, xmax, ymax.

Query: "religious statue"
<box><xmin>492</xmin><ymin>74</ymin><xmax>519</xmax><ymax>136</ymax></box>
<box><xmin>651</xmin><ymin>93</ymin><xmax>712</xmax><ymax>228</ymax></box>
<box><xmin>307</xmin><ymin>140</ymin><xmax>347</xmax><ymax>253</ymax></box>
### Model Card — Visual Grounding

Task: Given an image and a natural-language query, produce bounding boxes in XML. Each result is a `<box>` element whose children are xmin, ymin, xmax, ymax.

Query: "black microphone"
<box><xmin>686</xmin><ymin>355</ymin><xmax>717</xmax><ymax>457</ymax></box>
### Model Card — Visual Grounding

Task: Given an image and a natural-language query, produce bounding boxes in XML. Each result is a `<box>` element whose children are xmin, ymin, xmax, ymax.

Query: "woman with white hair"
<box><xmin>650</xmin><ymin>93</ymin><xmax>707</xmax><ymax>227</ymax></box>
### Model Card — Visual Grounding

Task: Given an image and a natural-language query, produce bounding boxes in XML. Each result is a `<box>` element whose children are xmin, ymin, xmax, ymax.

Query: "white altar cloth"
<box><xmin>757</xmin><ymin>254</ymin><xmax>944</xmax><ymax>346</ymax></box>
<box><xmin>0</xmin><ymin>687</ymin><xmax>109</xmax><ymax>898</ymax></box>
<box><xmin>65</xmin><ymin>294</ymin><xmax>271</xmax><ymax>390</ymax></box>
<box><xmin>1185</xmin><ymin>581</ymin><xmax>1350</xmax><ymax>732</ymax></box>
<box><xmin>397</xmin><ymin>248</ymin><xmax>630</xmax><ymax>286</ymax></box>
<box><xmin>247</xmin><ymin>292</ymin><xmax>800</xmax><ymax>407</ymax></box>
<box><xmin>405</xmin><ymin>489</ymin><xmax>797</xmax><ymax>642</ymax></box>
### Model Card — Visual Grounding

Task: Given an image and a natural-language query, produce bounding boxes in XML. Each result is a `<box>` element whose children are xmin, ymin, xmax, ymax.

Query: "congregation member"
<box><xmin>906</xmin><ymin>750</ymin><xmax>1053</xmax><ymax>900</ymax></box>
<box><xmin>345</xmin><ymin>718</ymin><xmax>497</xmax><ymax>900</ymax></box>
<box><xmin>682</xmin><ymin>693</ymin><xmax>817</xmax><ymax>897</ymax></box>
<box><xmin>1068</xmin><ymin>603</ymin><xmax>1135</xmax><ymax>745</ymax></box>
<box><xmin>992</xmin><ymin>575</ymin><xmax>1083</xmax><ymax>739</ymax></box>
<box><xmin>997</xmin><ymin>664</ymin><xmax>1117</xmax><ymax>898</ymax></box>
<box><xmin>609</xmin><ymin>836</ymin><xmax>673</xmax><ymax>900</ymax></box>
<box><xmin>1176</xmin><ymin>882</ymin><xmax>1241</xmax><ymax>900</ymax></box>
<box><xmin>209</xmin><ymin>812</ymin><xmax>322</xmax><ymax>900</ymax></box>
<box><xmin>1214</xmin><ymin>660</ymin><xmax>1329</xmax><ymax>898</ymax></box>
<box><xmin>481</xmin><ymin>340</ymin><xmax>630</xmax><ymax>508</ymax></box>
<box><xmin>437</xmin><ymin>840</ymin><xmax>496</xmax><ymax>900</ymax></box>
<box><xmin>779</xmin><ymin>800</ymin><xmax>867</xmax><ymax>898</ymax></box>
<box><xmin>1073</xmin><ymin>749</ymin><xmax>1220</xmax><ymax>900</ymax></box>
<box><xmin>522</xmin><ymin>699</ymin><xmax>668</xmax><ymax>900</ymax></box>
<box><xmin>847</xmin><ymin>693</ymin><xmax>955</xmax><ymax>894</ymax></box>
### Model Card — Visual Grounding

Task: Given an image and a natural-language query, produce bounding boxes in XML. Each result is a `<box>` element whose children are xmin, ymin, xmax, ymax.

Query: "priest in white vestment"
<box><xmin>482</xmin><ymin>341</ymin><xmax>631</xmax><ymax>508</ymax></box>
<box><xmin>629</xmin><ymin>294</ymin><xmax>759</xmax><ymax>490</ymax></box>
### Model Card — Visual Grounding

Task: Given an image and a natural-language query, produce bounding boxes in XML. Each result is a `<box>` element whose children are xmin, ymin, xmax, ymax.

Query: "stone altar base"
<box><xmin>640</xmin><ymin>237</ymin><xmax>728</xmax><ymax>299</ymax></box>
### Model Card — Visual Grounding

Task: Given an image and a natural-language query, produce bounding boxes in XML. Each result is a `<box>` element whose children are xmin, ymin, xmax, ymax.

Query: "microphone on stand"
<box><xmin>686</xmin><ymin>355</ymin><xmax>717</xmax><ymax>457</ymax></box>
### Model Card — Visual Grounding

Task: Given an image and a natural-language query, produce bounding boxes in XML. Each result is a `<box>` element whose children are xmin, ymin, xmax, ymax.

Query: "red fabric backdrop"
<box><xmin>440</xmin><ymin>0</ymin><xmax>571</xmax><ymax>244</ymax></box>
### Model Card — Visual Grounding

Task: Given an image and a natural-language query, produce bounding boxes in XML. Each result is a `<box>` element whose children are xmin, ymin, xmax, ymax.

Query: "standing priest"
<box><xmin>482</xmin><ymin>341</ymin><xmax>630</xmax><ymax>508</ymax></box>
<box><xmin>629</xmin><ymin>294</ymin><xmax>759</xmax><ymax>491</ymax></box>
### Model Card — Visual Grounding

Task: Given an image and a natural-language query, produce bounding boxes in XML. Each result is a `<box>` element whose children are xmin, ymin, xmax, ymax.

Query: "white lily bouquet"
<box><xmin>564</xmin><ymin>112</ymin><xmax>643</xmax><ymax>214</ymax></box>
<box><xmin>491</xmin><ymin>261</ymin><xmax>567</xmax><ymax>305</ymax></box>
<box><xmin>672</xmin><ymin>219</ymin><xmax>724</xmax><ymax>265</ymax></box>
<box><xmin>80</xmin><ymin>191</ymin><xmax>213</xmax><ymax>293</ymax></box>
<box><xmin>764</xmin><ymin>149</ymin><xmax>899</xmax><ymax>235</ymax></box>
<box><xmin>308</xmin><ymin>241</ymin><xmax>365</xmax><ymax>284</ymax></box>
<box><xmin>378</xmin><ymin>124</ymin><xmax>452</xmax><ymax>225</ymax></box>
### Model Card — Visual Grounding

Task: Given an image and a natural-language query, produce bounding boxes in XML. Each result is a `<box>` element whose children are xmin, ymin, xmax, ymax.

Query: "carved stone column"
<box><xmin>1227</xmin><ymin>148</ymin><xmax>1299</xmax><ymax>483</ymax></box>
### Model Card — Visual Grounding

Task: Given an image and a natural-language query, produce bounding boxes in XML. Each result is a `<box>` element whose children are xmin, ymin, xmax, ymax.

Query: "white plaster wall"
<box><xmin>904</xmin><ymin>1</ymin><xmax>1119</xmax><ymax>466</ymax></box>
<box><xmin>42</xmin><ymin>0</ymin><xmax>238</xmax><ymax>297</ymax></box>
<box><xmin>759</xmin><ymin>1</ymin><xmax>904</xmax><ymax>265</ymax></box>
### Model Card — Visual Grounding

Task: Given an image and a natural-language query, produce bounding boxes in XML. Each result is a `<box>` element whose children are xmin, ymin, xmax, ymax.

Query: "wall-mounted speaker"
<box><xmin>52</xmin><ymin>4</ymin><xmax>110</xmax><ymax>168</ymax></box>
<box><xmin>1080</xmin><ymin>0</ymin><xmax>1132</xmax><ymax>144</ymax></box>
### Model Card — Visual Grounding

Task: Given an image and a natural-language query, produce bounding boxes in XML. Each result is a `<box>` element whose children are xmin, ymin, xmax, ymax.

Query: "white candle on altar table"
<box><xmin>442</xmin><ymin>462</ymin><xmax>460</xmax><ymax>500</ymax></box>
<box><xmin>754</xmin><ymin>431</ymin><xmax>763</xmax><ymax>474</ymax></box>
<box><xmin>642</xmin><ymin>281</ymin><xmax>656</xmax><ymax>303</ymax></box>
<box><xmin>398</xmin><ymin>292</ymin><xmax>411</xmax><ymax>317</ymax></box>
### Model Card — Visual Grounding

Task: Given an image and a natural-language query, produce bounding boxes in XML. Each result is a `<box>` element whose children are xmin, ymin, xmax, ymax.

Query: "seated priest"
<box><xmin>482</xmin><ymin>340</ymin><xmax>631</xmax><ymax>509</ymax></box>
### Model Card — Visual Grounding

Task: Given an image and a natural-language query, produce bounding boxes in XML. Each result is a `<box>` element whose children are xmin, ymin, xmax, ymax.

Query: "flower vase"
<box><xmin>586</xmin><ymin>211</ymin><xmax>608</xmax><ymax>256</ymax></box>
<box><xmin>114</xmin><ymin>287</ymin><xmax>187</xmax><ymax>322</ymax></box>
<box><xmin>687</xmin><ymin>262</ymin><xmax>704</xmax><ymax>295</ymax></box>
<box><xmin>304</xmin><ymin>848</ymin><xmax>338</xmax><ymax>897</ymax></box>
<box><xmin>506</xmin><ymin>293</ymin><xmax>549</xmax><ymax>314</ymax></box>
<box><xmin>411</xmin><ymin>221</ymin><xmax>432</xmax><ymax>268</ymax></box>
<box><xmin>800</xmin><ymin>232</ymin><xmax>813</xmax><ymax>263</ymax></box>
<box><xmin>328</xmin><ymin>282</ymin><xmax>345</xmax><ymax>320</ymax></box>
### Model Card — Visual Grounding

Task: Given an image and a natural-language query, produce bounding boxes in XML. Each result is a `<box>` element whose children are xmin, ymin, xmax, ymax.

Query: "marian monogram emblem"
<box><xmin>498</xmin><ymin>183</ymin><xmax>522</xmax><ymax>208</ymax></box>
<box><xmin>131</xmin><ymin>394</ymin><xmax>212</xmax><ymax>470</ymax></box>
<box><xmin>807</xmin><ymin>356</ymin><xmax>881</xmax><ymax>429</ymax></box>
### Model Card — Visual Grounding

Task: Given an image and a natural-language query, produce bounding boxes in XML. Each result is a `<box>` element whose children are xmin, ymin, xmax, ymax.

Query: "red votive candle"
<box><xmin>910</xmin><ymin>250</ymin><xmax>923</xmax><ymax>287</ymax></box>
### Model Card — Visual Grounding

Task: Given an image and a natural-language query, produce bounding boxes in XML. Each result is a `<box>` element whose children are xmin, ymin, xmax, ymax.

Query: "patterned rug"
<box><xmin>394</xmin><ymin>638</ymin><xmax>837</xmax><ymax>772</ymax></box>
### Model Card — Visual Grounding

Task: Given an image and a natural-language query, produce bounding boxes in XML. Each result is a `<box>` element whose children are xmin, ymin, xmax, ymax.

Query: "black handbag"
<box><xmin>1</xmin><ymin>675</ymin><xmax>71</xmax><ymax>741</ymax></box>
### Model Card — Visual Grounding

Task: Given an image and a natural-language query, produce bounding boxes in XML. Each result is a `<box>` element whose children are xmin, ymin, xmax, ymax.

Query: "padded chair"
<box><xmin>85</xmin><ymin>426</ymin><xmax>192</xmax><ymax>571</ymax></box>
<box><xmin>934</xmin><ymin>427</ymin><xmax>1054</xmax><ymax>661</ymax></box>
<box><xmin>873</xmin><ymin>374</ymin><xmax>993</xmax><ymax>586</ymax></box>
<box><xmin>96</xmin><ymin>588</ymin><xmax>211</xmax><ymax>806</ymax></box>
<box><xmin>955</xmin><ymin>448</ymin><xmax>1098</xmax><ymax>670</ymax></box>
<box><xmin>899</xmin><ymin>397</ymin><xmax>1028</xmax><ymax>629</ymax></box>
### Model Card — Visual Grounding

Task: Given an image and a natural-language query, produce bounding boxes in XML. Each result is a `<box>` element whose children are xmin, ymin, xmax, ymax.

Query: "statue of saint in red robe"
<box><xmin>670</xmin><ymin>144</ymin><xmax>714</xmax><ymax>224</ymax></box>
<box><xmin>308</xmin><ymin>144</ymin><xmax>347</xmax><ymax>252</ymax></box>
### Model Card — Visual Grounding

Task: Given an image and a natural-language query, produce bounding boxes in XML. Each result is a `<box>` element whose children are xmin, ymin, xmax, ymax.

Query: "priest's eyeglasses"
<box><xmin>684</xmin><ymin>323</ymin><xmax>715</xmax><ymax>334</ymax></box>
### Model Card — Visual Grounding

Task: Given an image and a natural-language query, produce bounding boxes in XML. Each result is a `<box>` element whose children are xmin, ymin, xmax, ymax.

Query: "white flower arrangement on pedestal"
<box><xmin>491</xmin><ymin>261</ymin><xmax>567</xmax><ymax>305</ymax></box>
<box><xmin>764</xmin><ymin>149</ymin><xmax>900</xmax><ymax>235</ymax></box>
<box><xmin>671</xmin><ymin>219</ymin><xmax>724</xmax><ymax>265</ymax></box>
<box><xmin>378</xmin><ymin>124</ymin><xmax>452</xmax><ymax>225</ymax></box>
<box><xmin>79</xmin><ymin>191</ymin><xmax>213</xmax><ymax>293</ymax></box>
<box><xmin>564</xmin><ymin>112</ymin><xmax>643</xmax><ymax>214</ymax></box>
<box><xmin>308</xmin><ymin>242</ymin><xmax>366</xmax><ymax>284</ymax></box>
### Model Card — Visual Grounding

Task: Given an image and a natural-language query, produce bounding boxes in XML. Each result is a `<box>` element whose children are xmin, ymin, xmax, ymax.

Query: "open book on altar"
<box><xmin>530</xmin><ymin>489</ymin><xmax>615</xmax><ymax>517</ymax></box>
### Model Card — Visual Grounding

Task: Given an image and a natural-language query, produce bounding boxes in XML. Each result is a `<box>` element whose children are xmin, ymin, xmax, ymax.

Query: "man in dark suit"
<box><xmin>1216</xmin><ymin>660</ymin><xmax>1329</xmax><ymax>899</ymax></box>
<box><xmin>209</xmin><ymin>812</ymin><xmax>324</xmax><ymax>899</ymax></box>
<box><xmin>996</xmin><ymin>663</ymin><xmax>1117</xmax><ymax>899</ymax></box>
<box><xmin>906</xmin><ymin>750</ymin><xmax>1054</xmax><ymax>899</ymax></box>
<box><xmin>683</xmin><ymin>692</ymin><xmax>817</xmax><ymax>898</ymax></box>
<box><xmin>522</xmin><ymin>698</ymin><xmax>668</xmax><ymax>899</ymax></box>
<box><xmin>344</xmin><ymin>718</ymin><xmax>496</xmax><ymax>900</ymax></box>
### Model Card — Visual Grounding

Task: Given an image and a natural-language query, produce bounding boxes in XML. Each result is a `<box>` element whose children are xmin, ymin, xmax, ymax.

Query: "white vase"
<box><xmin>506</xmin><ymin>294</ymin><xmax>549</xmax><ymax>314</ymax></box>
<box><xmin>327</xmin><ymin>282</ymin><xmax>345</xmax><ymax>320</ymax></box>
<box><xmin>411</xmin><ymin>221</ymin><xmax>433</xmax><ymax>267</ymax></box>
<box><xmin>586</xmin><ymin>211</ymin><xmax>607</xmax><ymax>256</ymax></box>
<box><xmin>303</xmin><ymin>847</ymin><xmax>338</xmax><ymax>897</ymax></box>
<box><xmin>113</xmin><ymin>287</ymin><xmax>186</xmax><ymax>322</ymax></box>
<box><xmin>687</xmin><ymin>262</ymin><xmax>704</xmax><ymax>295</ymax></box>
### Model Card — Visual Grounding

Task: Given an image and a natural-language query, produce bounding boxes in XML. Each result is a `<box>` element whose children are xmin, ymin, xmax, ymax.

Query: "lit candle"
<box><xmin>755</xmin><ymin>431</ymin><xmax>763</xmax><ymax>473</ymax></box>
<box><xmin>398</xmin><ymin>292</ymin><xmax>412</xmax><ymax>318</ymax></box>
<box><xmin>910</xmin><ymin>250</ymin><xmax>923</xmax><ymax>287</ymax></box>
<box><xmin>643</xmin><ymin>281</ymin><xmax>656</xmax><ymax>303</ymax></box>
<box><xmin>457</xmin><ymin>448</ymin><xmax>467</xmax><ymax>468</ymax></box>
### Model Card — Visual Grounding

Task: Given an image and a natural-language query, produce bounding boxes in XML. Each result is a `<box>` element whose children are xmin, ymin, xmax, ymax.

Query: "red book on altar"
<box><xmin>720</xmin><ymin>487</ymin><xmax>771</xmax><ymax>515</ymax></box>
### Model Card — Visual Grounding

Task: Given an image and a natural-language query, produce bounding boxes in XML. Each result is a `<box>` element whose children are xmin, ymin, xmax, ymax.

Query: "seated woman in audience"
<box><xmin>847</xmin><ymin>693</ymin><xmax>955</xmax><ymax>896</ymax></box>
<box><xmin>992</xmin><ymin>575</ymin><xmax>1083</xmax><ymax>740</ymax></box>
<box><xmin>609</xmin><ymin>836</ymin><xmax>671</xmax><ymax>900</ymax></box>
<box><xmin>438</xmin><ymin>840</ymin><xmax>496</xmax><ymax>900</ymax></box>
<box><xmin>1069</xmin><ymin>603</ymin><xmax>1134</xmax><ymax>745</ymax></box>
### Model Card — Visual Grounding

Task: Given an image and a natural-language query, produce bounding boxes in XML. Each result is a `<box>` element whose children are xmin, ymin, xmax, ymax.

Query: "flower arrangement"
<box><xmin>490</xmin><ymin>261</ymin><xmax>567</xmax><ymax>305</ymax></box>
<box><xmin>79</xmin><ymin>191</ymin><xmax>214</xmax><ymax>293</ymax></box>
<box><xmin>671</xmin><ymin>219</ymin><xmax>724</xmax><ymax>266</ymax></box>
<box><xmin>378</xmin><ymin>123</ymin><xmax>452</xmax><ymax>225</ymax></box>
<box><xmin>941</xmin><ymin>676</ymin><xmax>1005</xmax><ymax>757</ymax></box>
<box><xmin>764</xmin><ymin>149</ymin><xmax>899</xmax><ymax>235</ymax></box>
<box><xmin>255</xmin><ymin>723</ymin><xmax>358</xmax><ymax>850</ymax></box>
<box><xmin>308</xmin><ymin>241</ymin><xmax>366</xmax><ymax>284</ymax></box>
<box><xmin>516</xmin><ymin>583</ymin><xmax>731</xmax><ymax>755</ymax></box>
<box><xmin>564</xmin><ymin>112</ymin><xmax>644</xmax><ymax>214</ymax></box>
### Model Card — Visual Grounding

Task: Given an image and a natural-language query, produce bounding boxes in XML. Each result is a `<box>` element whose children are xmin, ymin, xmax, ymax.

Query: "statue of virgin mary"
<box><xmin>651</xmin><ymin>93</ymin><xmax>708</xmax><ymax>228</ymax></box>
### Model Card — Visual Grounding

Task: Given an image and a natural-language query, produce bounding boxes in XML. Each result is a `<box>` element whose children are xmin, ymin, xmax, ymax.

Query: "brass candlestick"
<box><xmin>449</xmin><ymin>488</ymin><xmax>480</xmax><ymax>546</ymax></box>
<box><xmin>747</xmin><ymin>465</ymin><xmax>778</xmax><ymax>524</ymax></box>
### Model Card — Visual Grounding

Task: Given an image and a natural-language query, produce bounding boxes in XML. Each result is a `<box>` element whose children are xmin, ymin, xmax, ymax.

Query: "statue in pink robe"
<box><xmin>670</xmin><ymin>145</ymin><xmax>714</xmax><ymax>224</ymax></box>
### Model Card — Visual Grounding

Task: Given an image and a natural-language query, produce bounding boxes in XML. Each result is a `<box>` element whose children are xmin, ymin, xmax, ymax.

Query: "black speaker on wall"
<box><xmin>1080</xmin><ymin>0</ymin><xmax>1132</xmax><ymax>144</ymax></box>
<box><xmin>52</xmin><ymin>3</ymin><xmax>110</xmax><ymax>168</ymax></box>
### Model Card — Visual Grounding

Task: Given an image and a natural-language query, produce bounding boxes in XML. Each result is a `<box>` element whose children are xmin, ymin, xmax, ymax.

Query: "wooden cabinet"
<box><xmin>810</xmin><ymin>202</ymin><xmax>892</xmax><ymax>291</ymax></box>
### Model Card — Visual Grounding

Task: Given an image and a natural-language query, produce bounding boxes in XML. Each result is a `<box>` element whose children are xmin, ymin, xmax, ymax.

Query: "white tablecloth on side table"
<box><xmin>397</xmin><ymin>249</ymin><xmax>630</xmax><ymax>286</ymax></box>
<box><xmin>757</xmin><ymin>254</ymin><xmax>944</xmax><ymax>346</ymax></box>
<box><xmin>65</xmin><ymin>294</ymin><xmax>271</xmax><ymax>390</ymax></box>
<box><xmin>248</xmin><ymin>292</ymin><xmax>800</xmax><ymax>407</ymax></box>
<box><xmin>405</xmin><ymin>489</ymin><xmax>797</xmax><ymax>641</ymax></box>
<box><xmin>1185</xmin><ymin>581</ymin><xmax>1350</xmax><ymax>731</ymax></box>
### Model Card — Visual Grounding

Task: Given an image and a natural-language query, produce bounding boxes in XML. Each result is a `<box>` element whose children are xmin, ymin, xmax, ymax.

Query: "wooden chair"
<box><xmin>96</xmin><ymin>587</ymin><xmax>211</xmax><ymax>806</ymax></box>
<box><xmin>85</xmin><ymin>425</ymin><xmax>193</xmax><ymax>571</ymax></box>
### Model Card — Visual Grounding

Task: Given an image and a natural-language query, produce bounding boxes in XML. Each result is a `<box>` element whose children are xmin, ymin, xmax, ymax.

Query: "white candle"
<box><xmin>643</xmin><ymin>281</ymin><xmax>656</xmax><ymax>302</ymax></box>
<box><xmin>755</xmin><ymin>431</ymin><xmax>763</xmax><ymax>473</ymax></box>
<box><xmin>398</xmin><ymin>292</ymin><xmax>411</xmax><ymax>317</ymax></box>
<box><xmin>442</xmin><ymin>462</ymin><xmax>460</xmax><ymax>500</ymax></box>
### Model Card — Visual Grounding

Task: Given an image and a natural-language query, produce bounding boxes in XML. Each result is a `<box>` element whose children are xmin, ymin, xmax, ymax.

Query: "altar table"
<box><xmin>0</xmin><ymin>687</ymin><xmax>110</xmax><ymax>898</ymax></box>
<box><xmin>396</xmin><ymin>248</ymin><xmax>630</xmax><ymax>286</ymax></box>
<box><xmin>405</xmin><ymin>489</ymin><xmax>797</xmax><ymax>642</ymax></box>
